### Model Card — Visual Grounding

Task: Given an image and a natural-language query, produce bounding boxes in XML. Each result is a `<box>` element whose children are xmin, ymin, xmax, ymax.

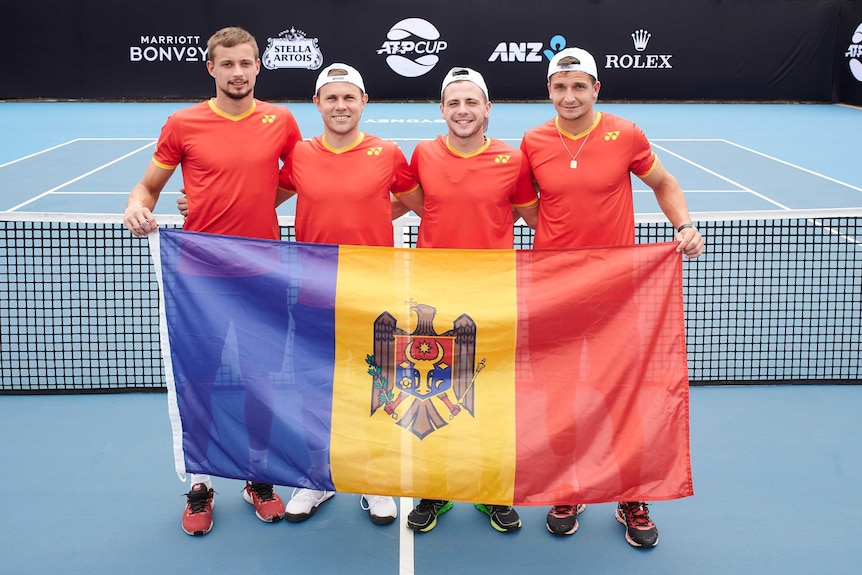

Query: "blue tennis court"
<box><xmin>2</xmin><ymin>102</ymin><xmax>861</xmax><ymax>215</ymax></box>
<box><xmin>1</xmin><ymin>100</ymin><xmax>861</xmax><ymax>574</ymax></box>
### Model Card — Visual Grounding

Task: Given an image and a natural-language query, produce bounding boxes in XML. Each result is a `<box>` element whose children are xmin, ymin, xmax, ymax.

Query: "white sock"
<box><xmin>190</xmin><ymin>473</ymin><xmax>212</xmax><ymax>489</ymax></box>
<box><xmin>250</xmin><ymin>448</ymin><xmax>268</xmax><ymax>472</ymax></box>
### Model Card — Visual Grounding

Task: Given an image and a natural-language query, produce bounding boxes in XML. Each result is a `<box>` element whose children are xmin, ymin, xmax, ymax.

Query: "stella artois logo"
<box><xmin>367</xmin><ymin>303</ymin><xmax>484</xmax><ymax>439</ymax></box>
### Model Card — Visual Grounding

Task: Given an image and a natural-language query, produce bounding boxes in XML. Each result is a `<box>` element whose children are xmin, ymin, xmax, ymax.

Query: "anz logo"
<box><xmin>488</xmin><ymin>34</ymin><xmax>567</xmax><ymax>63</ymax></box>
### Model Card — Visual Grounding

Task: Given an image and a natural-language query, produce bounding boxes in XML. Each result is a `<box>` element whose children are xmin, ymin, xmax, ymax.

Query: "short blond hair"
<box><xmin>207</xmin><ymin>27</ymin><xmax>259</xmax><ymax>61</ymax></box>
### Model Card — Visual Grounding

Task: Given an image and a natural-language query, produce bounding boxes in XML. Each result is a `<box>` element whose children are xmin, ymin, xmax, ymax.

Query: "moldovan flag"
<box><xmin>150</xmin><ymin>228</ymin><xmax>693</xmax><ymax>506</ymax></box>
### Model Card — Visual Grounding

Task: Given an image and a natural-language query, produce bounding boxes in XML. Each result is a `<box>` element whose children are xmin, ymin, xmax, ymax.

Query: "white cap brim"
<box><xmin>315</xmin><ymin>63</ymin><xmax>365</xmax><ymax>94</ymax></box>
<box><xmin>441</xmin><ymin>67</ymin><xmax>489</xmax><ymax>101</ymax></box>
<box><xmin>547</xmin><ymin>47</ymin><xmax>599</xmax><ymax>81</ymax></box>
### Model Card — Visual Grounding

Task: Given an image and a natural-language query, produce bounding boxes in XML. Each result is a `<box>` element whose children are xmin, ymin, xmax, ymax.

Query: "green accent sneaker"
<box><xmin>474</xmin><ymin>503</ymin><xmax>522</xmax><ymax>532</ymax></box>
<box><xmin>406</xmin><ymin>499</ymin><xmax>453</xmax><ymax>532</ymax></box>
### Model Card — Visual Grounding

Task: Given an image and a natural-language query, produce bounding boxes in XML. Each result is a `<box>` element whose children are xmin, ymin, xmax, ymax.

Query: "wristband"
<box><xmin>677</xmin><ymin>223</ymin><xmax>695</xmax><ymax>233</ymax></box>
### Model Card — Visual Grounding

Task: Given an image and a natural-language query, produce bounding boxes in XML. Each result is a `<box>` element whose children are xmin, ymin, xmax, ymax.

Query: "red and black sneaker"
<box><xmin>243</xmin><ymin>482</ymin><xmax>285</xmax><ymax>522</ymax></box>
<box><xmin>616</xmin><ymin>501</ymin><xmax>659</xmax><ymax>548</ymax></box>
<box><xmin>182</xmin><ymin>483</ymin><xmax>214</xmax><ymax>536</ymax></box>
<box><xmin>546</xmin><ymin>504</ymin><xmax>586</xmax><ymax>535</ymax></box>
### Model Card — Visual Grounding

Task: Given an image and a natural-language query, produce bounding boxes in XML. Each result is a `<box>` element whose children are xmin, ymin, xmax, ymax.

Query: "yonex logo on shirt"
<box><xmin>604</xmin><ymin>131</ymin><xmax>620</xmax><ymax>141</ymax></box>
<box><xmin>495</xmin><ymin>155</ymin><xmax>511</xmax><ymax>163</ymax></box>
<box><xmin>367</xmin><ymin>147</ymin><xmax>383</xmax><ymax>156</ymax></box>
<box><xmin>262</xmin><ymin>115</ymin><xmax>276</xmax><ymax>123</ymax></box>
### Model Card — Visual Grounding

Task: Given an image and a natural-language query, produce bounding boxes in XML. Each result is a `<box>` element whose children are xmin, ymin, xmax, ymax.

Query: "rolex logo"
<box><xmin>631</xmin><ymin>29</ymin><xmax>651</xmax><ymax>52</ymax></box>
<box><xmin>606</xmin><ymin>29</ymin><xmax>671</xmax><ymax>70</ymax></box>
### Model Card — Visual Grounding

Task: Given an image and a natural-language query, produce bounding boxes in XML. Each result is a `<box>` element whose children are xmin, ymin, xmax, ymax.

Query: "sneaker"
<box><xmin>406</xmin><ymin>499</ymin><xmax>453</xmax><ymax>533</ymax></box>
<box><xmin>182</xmin><ymin>483</ymin><xmax>214</xmax><ymax>536</ymax></box>
<box><xmin>284</xmin><ymin>488</ymin><xmax>335</xmax><ymax>522</ymax></box>
<box><xmin>360</xmin><ymin>495</ymin><xmax>397</xmax><ymax>525</ymax></box>
<box><xmin>242</xmin><ymin>482</ymin><xmax>285</xmax><ymax>522</ymax></box>
<box><xmin>474</xmin><ymin>503</ymin><xmax>522</xmax><ymax>532</ymax></box>
<box><xmin>616</xmin><ymin>501</ymin><xmax>659</xmax><ymax>548</ymax></box>
<box><xmin>546</xmin><ymin>504</ymin><xmax>586</xmax><ymax>535</ymax></box>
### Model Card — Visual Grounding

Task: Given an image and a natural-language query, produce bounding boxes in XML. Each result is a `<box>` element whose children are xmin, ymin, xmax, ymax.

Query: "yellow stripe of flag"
<box><xmin>330</xmin><ymin>245</ymin><xmax>519</xmax><ymax>504</ymax></box>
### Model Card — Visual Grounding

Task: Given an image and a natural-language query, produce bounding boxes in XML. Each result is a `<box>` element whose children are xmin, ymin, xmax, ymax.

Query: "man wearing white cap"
<box><xmin>280</xmin><ymin>62</ymin><xmax>422</xmax><ymax>525</ymax></box>
<box><xmin>397</xmin><ymin>67</ymin><xmax>538</xmax><ymax>249</ymax></box>
<box><xmin>286</xmin><ymin>62</ymin><xmax>420</xmax><ymax>247</ymax></box>
<box><xmin>395</xmin><ymin>67</ymin><xmax>539</xmax><ymax>534</ymax></box>
<box><xmin>519</xmin><ymin>47</ymin><xmax>704</xmax><ymax>548</ymax></box>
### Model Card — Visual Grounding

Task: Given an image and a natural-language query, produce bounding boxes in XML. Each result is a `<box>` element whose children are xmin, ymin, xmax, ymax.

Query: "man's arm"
<box><xmin>514</xmin><ymin>201</ymin><xmax>539</xmax><ymax>229</ymax></box>
<box><xmin>392</xmin><ymin>186</ymin><xmax>424</xmax><ymax>219</ymax></box>
<box><xmin>176</xmin><ymin>186</ymin><xmax>294</xmax><ymax>219</ymax></box>
<box><xmin>124</xmin><ymin>162</ymin><xmax>174</xmax><ymax>237</ymax></box>
<box><xmin>640</xmin><ymin>156</ymin><xmax>704</xmax><ymax>259</ymax></box>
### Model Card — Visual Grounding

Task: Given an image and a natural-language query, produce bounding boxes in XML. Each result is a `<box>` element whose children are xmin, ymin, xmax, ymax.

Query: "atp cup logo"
<box><xmin>847</xmin><ymin>22</ymin><xmax>862</xmax><ymax>82</ymax></box>
<box><xmin>367</xmin><ymin>303</ymin><xmax>483</xmax><ymax>439</ymax></box>
<box><xmin>262</xmin><ymin>28</ymin><xmax>323</xmax><ymax>71</ymax></box>
<box><xmin>376</xmin><ymin>18</ymin><xmax>448</xmax><ymax>77</ymax></box>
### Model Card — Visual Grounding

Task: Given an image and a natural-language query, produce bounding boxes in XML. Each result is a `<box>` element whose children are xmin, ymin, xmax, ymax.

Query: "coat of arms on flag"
<box><xmin>368</xmin><ymin>303</ymin><xmax>483</xmax><ymax>439</ymax></box>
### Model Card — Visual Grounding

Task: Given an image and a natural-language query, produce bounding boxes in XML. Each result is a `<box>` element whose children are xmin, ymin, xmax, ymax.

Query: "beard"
<box><xmin>220</xmin><ymin>83</ymin><xmax>253</xmax><ymax>100</ymax></box>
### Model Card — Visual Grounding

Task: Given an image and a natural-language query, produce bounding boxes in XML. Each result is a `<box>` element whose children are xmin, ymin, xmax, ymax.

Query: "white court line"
<box><xmin>4</xmin><ymin>141</ymin><xmax>156</xmax><ymax>212</ymax></box>
<box><xmin>0</xmin><ymin>139</ymin><xmax>79</xmax><ymax>169</ymax></box>
<box><xmin>399</xmin><ymin>498</ymin><xmax>414</xmax><ymax>575</ymax></box>
<box><xmin>652</xmin><ymin>138</ymin><xmax>862</xmax><ymax>195</ymax></box>
<box><xmin>51</xmin><ymin>191</ymin><xmax>182</xmax><ymax>196</ymax></box>
<box><xmin>650</xmin><ymin>142</ymin><xmax>792</xmax><ymax>210</ymax></box>
<box><xmin>0</xmin><ymin>137</ymin><xmax>155</xmax><ymax>169</ymax></box>
<box><xmin>721</xmin><ymin>140</ymin><xmax>862</xmax><ymax>194</ymax></box>
<box><xmin>633</xmin><ymin>189</ymin><xmax>748</xmax><ymax>193</ymax></box>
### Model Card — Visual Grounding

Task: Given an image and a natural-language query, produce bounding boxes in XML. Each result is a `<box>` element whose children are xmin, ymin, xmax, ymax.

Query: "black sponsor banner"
<box><xmin>1</xmin><ymin>0</ymin><xmax>854</xmax><ymax>103</ymax></box>
<box><xmin>835</xmin><ymin>1</ymin><xmax>862</xmax><ymax>106</ymax></box>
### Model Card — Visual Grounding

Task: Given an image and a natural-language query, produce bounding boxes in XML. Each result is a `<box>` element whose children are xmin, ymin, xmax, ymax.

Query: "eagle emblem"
<box><xmin>367</xmin><ymin>303</ymin><xmax>484</xmax><ymax>439</ymax></box>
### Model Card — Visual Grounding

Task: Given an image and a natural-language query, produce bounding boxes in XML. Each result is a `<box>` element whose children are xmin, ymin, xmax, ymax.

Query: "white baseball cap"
<box><xmin>547</xmin><ymin>48</ymin><xmax>599</xmax><ymax>81</ymax></box>
<box><xmin>440</xmin><ymin>67</ymin><xmax>489</xmax><ymax>101</ymax></box>
<box><xmin>315</xmin><ymin>63</ymin><xmax>365</xmax><ymax>94</ymax></box>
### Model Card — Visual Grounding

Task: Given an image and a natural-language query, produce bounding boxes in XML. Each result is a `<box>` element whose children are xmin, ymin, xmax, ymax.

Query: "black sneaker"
<box><xmin>616</xmin><ymin>501</ymin><xmax>659</xmax><ymax>548</ymax></box>
<box><xmin>406</xmin><ymin>499</ymin><xmax>453</xmax><ymax>532</ymax></box>
<box><xmin>546</xmin><ymin>504</ymin><xmax>586</xmax><ymax>535</ymax></box>
<box><xmin>474</xmin><ymin>504</ymin><xmax>521</xmax><ymax>532</ymax></box>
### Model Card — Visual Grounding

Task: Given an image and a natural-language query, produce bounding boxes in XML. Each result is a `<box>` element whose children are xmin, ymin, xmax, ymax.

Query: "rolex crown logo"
<box><xmin>631</xmin><ymin>29</ymin><xmax>651</xmax><ymax>52</ymax></box>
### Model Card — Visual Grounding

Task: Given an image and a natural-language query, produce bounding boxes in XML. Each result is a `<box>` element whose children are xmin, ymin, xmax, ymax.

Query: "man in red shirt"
<box><xmin>289</xmin><ymin>63</ymin><xmax>419</xmax><ymax>247</ymax></box>
<box><xmin>520</xmin><ymin>47</ymin><xmax>704</xmax><ymax>548</ymax></box>
<box><xmin>396</xmin><ymin>67</ymin><xmax>539</xmax><ymax>534</ymax></box>
<box><xmin>124</xmin><ymin>27</ymin><xmax>302</xmax><ymax>537</ymax></box>
<box><xmin>280</xmin><ymin>63</ymin><xmax>420</xmax><ymax>525</ymax></box>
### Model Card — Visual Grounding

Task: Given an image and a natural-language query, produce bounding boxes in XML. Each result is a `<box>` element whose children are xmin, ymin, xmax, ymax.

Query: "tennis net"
<box><xmin>1</xmin><ymin>209</ymin><xmax>860</xmax><ymax>393</ymax></box>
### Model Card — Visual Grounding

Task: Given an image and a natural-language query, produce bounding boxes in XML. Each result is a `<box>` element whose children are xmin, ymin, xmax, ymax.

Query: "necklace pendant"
<box><xmin>570</xmin><ymin>160</ymin><xmax>578</xmax><ymax>169</ymax></box>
